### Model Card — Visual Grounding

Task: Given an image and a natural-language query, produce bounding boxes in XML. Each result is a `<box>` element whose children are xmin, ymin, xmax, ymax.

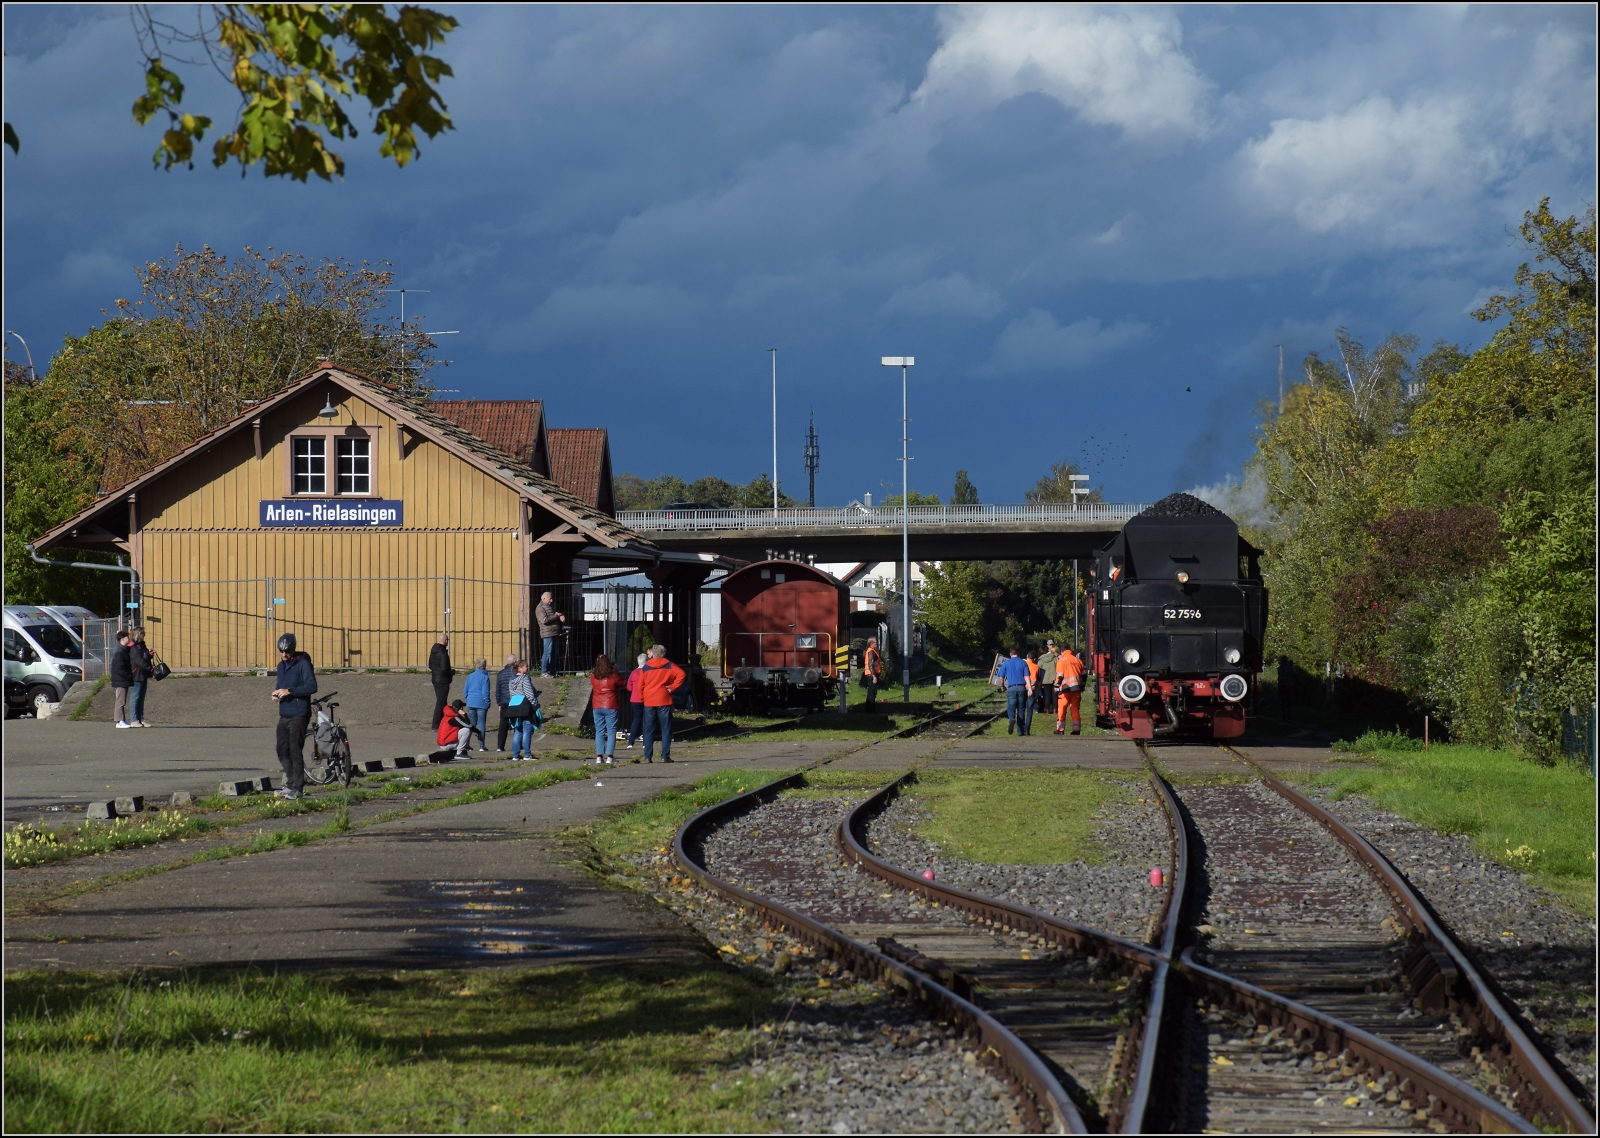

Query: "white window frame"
<box><xmin>292</xmin><ymin>437</ymin><xmax>327</xmax><ymax>495</ymax></box>
<box><xmin>336</xmin><ymin>436</ymin><xmax>371</xmax><ymax>495</ymax></box>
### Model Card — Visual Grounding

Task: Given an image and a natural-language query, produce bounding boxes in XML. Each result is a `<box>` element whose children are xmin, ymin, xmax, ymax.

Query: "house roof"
<box><xmin>34</xmin><ymin>364</ymin><xmax>645</xmax><ymax>553</ymax></box>
<box><xmin>429</xmin><ymin>400</ymin><xmax>547</xmax><ymax>475</ymax></box>
<box><xmin>547</xmin><ymin>428</ymin><xmax>612</xmax><ymax>513</ymax></box>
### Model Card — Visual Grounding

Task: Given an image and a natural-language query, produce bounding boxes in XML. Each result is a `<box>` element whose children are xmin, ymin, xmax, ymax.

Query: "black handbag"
<box><xmin>151</xmin><ymin>654</ymin><xmax>171</xmax><ymax>682</ymax></box>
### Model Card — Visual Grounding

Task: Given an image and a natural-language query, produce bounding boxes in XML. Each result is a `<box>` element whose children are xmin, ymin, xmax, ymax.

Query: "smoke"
<box><xmin>1186</xmin><ymin>468</ymin><xmax>1278</xmax><ymax>535</ymax></box>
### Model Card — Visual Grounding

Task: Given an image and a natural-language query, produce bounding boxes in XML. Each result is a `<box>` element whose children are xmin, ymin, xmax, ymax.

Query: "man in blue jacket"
<box><xmin>270</xmin><ymin>632</ymin><xmax>318</xmax><ymax>801</ymax></box>
<box><xmin>996</xmin><ymin>645</ymin><xmax>1033</xmax><ymax>737</ymax></box>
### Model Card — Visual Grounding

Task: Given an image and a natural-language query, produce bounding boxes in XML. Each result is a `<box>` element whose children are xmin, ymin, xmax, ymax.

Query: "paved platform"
<box><xmin>3</xmin><ymin>746</ymin><xmax>827</xmax><ymax>973</ymax></box>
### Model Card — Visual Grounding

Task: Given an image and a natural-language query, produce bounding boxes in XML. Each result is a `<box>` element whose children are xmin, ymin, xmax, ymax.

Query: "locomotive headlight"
<box><xmin>803</xmin><ymin>668</ymin><xmax>821</xmax><ymax>685</ymax></box>
<box><xmin>1118</xmin><ymin>675</ymin><xmax>1148</xmax><ymax>703</ymax></box>
<box><xmin>1224</xmin><ymin>648</ymin><xmax>1242</xmax><ymax>665</ymax></box>
<box><xmin>1220</xmin><ymin>674</ymin><xmax>1249</xmax><ymax>702</ymax></box>
<box><xmin>1176</xmin><ymin>571</ymin><xmax>1190</xmax><ymax>584</ymax></box>
<box><xmin>733</xmin><ymin>667</ymin><xmax>752</xmax><ymax>684</ymax></box>
<box><xmin>1122</xmin><ymin>648</ymin><xmax>1141</xmax><ymax>665</ymax></box>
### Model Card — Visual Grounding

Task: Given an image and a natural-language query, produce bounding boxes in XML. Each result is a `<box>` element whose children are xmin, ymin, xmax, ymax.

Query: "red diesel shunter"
<box><xmin>719</xmin><ymin>559</ymin><xmax>849</xmax><ymax>711</ymax></box>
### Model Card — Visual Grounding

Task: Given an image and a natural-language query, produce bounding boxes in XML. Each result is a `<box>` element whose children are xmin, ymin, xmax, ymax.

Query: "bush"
<box><xmin>1333</xmin><ymin>728</ymin><xmax>1424</xmax><ymax>754</ymax></box>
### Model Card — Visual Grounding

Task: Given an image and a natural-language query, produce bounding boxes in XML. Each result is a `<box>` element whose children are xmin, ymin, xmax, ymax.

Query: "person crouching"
<box><xmin>437</xmin><ymin>698</ymin><xmax>474</xmax><ymax>759</ymax></box>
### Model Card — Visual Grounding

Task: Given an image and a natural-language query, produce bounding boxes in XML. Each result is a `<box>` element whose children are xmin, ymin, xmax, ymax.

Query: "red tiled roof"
<box><xmin>429</xmin><ymin>400</ymin><xmax>546</xmax><ymax>474</ymax></box>
<box><xmin>547</xmin><ymin>428</ymin><xmax>613</xmax><ymax>515</ymax></box>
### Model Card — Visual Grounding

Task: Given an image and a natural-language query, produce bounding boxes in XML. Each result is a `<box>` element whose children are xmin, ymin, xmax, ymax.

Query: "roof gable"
<box><xmin>547</xmin><ymin>427</ymin><xmax>614</xmax><ymax>516</ymax></box>
<box><xmin>430</xmin><ymin>400</ymin><xmax>549</xmax><ymax>477</ymax></box>
<box><xmin>34</xmin><ymin>365</ymin><xmax>643</xmax><ymax>553</ymax></box>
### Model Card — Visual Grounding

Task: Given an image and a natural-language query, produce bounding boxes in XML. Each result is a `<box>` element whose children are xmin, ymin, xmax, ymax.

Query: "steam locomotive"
<box><xmin>1089</xmin><ymin>493</ymin><xmax>1267</xmax><ymax>739</ymax></box>
<box><xmin>718</xmin><ymin>559</ymin><xmax>849</xmax><ymax>711</ymax></box>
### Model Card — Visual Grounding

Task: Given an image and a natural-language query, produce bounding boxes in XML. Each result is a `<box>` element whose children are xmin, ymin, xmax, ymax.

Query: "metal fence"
<box><xmin>117</xmin><ymin>575</ymin><xmax>709</xmax><ymax>673</ymax></box>
<box><xmin>618</xmin><ymin>502</ymin><xmax>1149</xmax><ymax>532</ymax></box>
<box><xmin>1560</xmin><ymin>704</ymin><xmax>1597</xmax><ymax>775</ymax></box>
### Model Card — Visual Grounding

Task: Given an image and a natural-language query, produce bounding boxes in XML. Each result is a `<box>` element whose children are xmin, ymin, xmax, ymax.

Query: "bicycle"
<box><xmin>304</xmin><ymin>692</ymin><xmax>355</xmax><ymax>788</ymax></box>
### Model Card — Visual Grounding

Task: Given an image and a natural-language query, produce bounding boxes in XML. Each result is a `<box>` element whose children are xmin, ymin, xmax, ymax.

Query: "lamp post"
<box><xmin>4</xmin><ymin>330</ymin><xmax>35</xmax><ymax>380</ymax></box>
<box><xmin>767</xmin><ymin>348</ymin><xmax>779</xmax><ymax>513</ymax></box>
<box><xmin>881</xmin><ymin>355</ymin><xmax>914</xmax><ymax>703</ymax></box>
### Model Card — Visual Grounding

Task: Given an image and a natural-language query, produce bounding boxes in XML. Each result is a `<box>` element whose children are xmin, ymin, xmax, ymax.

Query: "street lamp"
<box><xmin>767</xmin><ymin>348</ymin><xmax>779</xmax><ymax>512</ymax></box>
<box><xmin>881</xmin><ymin>355</ymin><xmax>914</xmax><ymax>702</ymax></box>
<box><xmin>4</xmin><ymin>330</ymin><xmax>35</xmax><ymax>380</ymax></box>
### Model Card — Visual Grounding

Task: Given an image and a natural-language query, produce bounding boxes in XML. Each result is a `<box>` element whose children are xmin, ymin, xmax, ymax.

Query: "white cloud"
<box><xmin>1240</xmin><ymin>94</ymin><xmax>1493</xmax><ymax>235</ymax></box>
<box><xmin>920</xmin><ymin>4</ymin><xmax>1211</xmax><ymax>137</ymax></box>
<box><xmin>978</xmin><ymin>310</ymin><xmax>1147</xmax><ymax>376</ymax></box>
<box><xmin>879</xmin><ymin>272</ymin><xmax>1003</xmax><ymax>319</ymax></box>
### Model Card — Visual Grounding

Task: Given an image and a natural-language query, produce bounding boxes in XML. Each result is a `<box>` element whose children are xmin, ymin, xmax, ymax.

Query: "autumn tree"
<box><xmin>5</xmin><ymin>4</ymin><xmax>458</xmax><ymax>181</ymax></box>
<box><xmin>5</xmin><ymin>245</ymin><xmax>437</xmax><ymax>602</ymax></box>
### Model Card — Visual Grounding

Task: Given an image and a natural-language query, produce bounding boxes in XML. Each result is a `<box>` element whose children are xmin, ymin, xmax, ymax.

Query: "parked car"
<box><xmin>5</xmin><ymin>678</ymin><xmax>30</xmax><ymax>718</ymax></box>
<box><xmin>3</xmin><ymin>607</ymin><xmax>85</xmax><ymax>715</ymax></box>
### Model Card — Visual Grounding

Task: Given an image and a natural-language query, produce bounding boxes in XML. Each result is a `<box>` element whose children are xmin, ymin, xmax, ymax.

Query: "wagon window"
<box><xmin>293</xmin><ymin>437</ymin><xmax>326</xmax><ymax>494</ymax></box>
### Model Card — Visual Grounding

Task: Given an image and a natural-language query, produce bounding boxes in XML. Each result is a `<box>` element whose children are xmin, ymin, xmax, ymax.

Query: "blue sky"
<box><xmin>3</xmin><ymin>5</ymin><xmax>1594</xmax><ymax>505</ymax></box>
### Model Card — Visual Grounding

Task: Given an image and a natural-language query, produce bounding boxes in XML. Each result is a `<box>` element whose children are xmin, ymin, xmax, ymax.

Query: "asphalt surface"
<box><xmin>4</xmin><ymin>690</ymin><xmax>1340</xmax><ymax>975</ymax></box>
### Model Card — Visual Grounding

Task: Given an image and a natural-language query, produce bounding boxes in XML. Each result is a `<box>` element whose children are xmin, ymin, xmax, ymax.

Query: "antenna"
<box><xmin>1275</xmin><ymin>343</ymin><xmax>1284</xmax><ymax>413</ymax></box>
<box><xmin>803</xmin><ymin>410</ymin><xmax>820</xmax><ymax>508</ymax></box>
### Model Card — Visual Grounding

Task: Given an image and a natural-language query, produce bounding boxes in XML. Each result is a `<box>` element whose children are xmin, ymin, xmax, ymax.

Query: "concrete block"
<box><xmin>36</xmin><ymin>702</ymin><xmax>61</xmax><ymax>720</ymax></box>
<box><xmin>252</xmin><ymin>776</ymin><xmax>275</xmax><ymax>793</ymax></box>
<box><xmin>390</xmin><ymin>755</ymin><xmax>418</xmax><ymax>769</ymax></box>
<box><xmin>113</xmin><ymin>795</ymin><xmax>145</xmax><ymax>815</ymax></box>
<box><xmin>219</xmin><ymin>780</ymin><xmax>254</xmax><ymax>797</ymax></box>
<box><xmin>360</xmin><ymin>759</ymin><xmax>387</xmax><ymax>774</ymax></box>
<box><xmin>170</xmin><ymin>791</ymin><xmax>194</xmax><ymax>808</ymax></box>
<box><xmin>414</xmin><ymin>752</ymin><xmax>437</xmax><ymax>766</ymax></box>
<box><xmin>86</xmin><ymin>801</ymin><xmax>117</xmax><ymax>820</ymax></box>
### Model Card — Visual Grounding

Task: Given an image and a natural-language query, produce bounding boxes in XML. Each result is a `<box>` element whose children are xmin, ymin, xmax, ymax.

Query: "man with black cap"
<box><xmin>271</xmin><ymin>632</ymin><xmax>318</xmax><ymax>801</ymax></box>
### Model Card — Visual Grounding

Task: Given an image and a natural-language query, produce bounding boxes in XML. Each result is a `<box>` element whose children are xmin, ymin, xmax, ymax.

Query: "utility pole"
<box><xmin>880</xmin><ymin>356</ymin><xmax>914</xmax><ymax>704</ymax></box>
<box><xmin>803</xmin><ymin>411</ymin><xmax>820</xmax><ymax>508</ymax></box>
<box><xmin>1276</xmin><ymin>343</ymin><xmax>1284</xmax><ymax>414</ymax></box>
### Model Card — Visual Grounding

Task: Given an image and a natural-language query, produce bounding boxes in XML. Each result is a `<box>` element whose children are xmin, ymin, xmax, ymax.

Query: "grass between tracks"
<box><xmin>905</xmin><ymin>768</ymin><xmax>1137</xmax><ymax>865</ymax></box>
<box><xmin>1309</xmin><ymin>736</ymin><xmax>1597</xmax><ymax>916</ymax></box>
<box><xmin>3</xmin><ymin>963</ymin><xmax>784</xmax><ymax>1133</ymax></box>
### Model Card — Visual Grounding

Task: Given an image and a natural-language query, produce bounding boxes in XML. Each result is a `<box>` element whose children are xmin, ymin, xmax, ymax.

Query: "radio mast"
<box><xmin>803</xmin><ymin>411</ymin><xmax>820</xmax><ymax>507</ymax></box>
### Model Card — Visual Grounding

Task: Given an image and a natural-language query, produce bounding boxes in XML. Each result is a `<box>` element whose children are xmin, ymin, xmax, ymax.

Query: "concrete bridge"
<box><xmin>618</xmin><ymin>503</ymin><xmax>1149</xmax><ymax>562</ymax></box>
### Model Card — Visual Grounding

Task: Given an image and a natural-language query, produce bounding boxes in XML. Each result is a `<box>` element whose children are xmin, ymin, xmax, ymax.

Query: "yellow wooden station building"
<box><xmin>33</xmin><ymin>364</ymin><xmax>665</xmax><ymax>672</ymax></box>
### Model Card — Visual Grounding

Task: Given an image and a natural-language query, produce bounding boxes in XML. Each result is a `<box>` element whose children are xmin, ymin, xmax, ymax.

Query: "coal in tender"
<box><xmin>1139</xmin><ymin>492</ymin><xmax>1225</xmax><ymax>518</ymax></box>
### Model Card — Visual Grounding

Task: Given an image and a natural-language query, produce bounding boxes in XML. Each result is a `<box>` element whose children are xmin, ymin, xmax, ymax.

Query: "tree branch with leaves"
<box><xmin>125</xmin><ymin>3</ymin><xmax>457</xmax><ymax>181</ymax></box>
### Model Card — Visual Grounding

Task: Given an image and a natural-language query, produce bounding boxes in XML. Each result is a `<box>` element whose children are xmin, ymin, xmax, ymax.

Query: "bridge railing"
<box><xmin>617</xmin><ymin>502</ymin><xmax>1150</xmax><ymax>531</ymax></box>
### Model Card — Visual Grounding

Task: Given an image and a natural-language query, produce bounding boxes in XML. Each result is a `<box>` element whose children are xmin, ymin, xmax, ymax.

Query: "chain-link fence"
<box><xmin>118</xmin><ymin>575</ymin><xmax>707</xmax><ymax>673</ymax></box>
<box><xmin>1560</xmin><ymin>704</ymin><xmax>1597</xmax><ymax>775</ymax></box>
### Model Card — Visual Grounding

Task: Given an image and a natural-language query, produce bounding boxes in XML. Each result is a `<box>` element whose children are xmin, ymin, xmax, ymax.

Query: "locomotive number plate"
<box><xmin>1163</xmin><ymin>608</ymin><xmax>1203</xmax><ymax>620</ymax></box>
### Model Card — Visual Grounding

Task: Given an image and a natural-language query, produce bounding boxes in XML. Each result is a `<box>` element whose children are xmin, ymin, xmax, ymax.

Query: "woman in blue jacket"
<box><xmin>462</xmin><ymin>657</ymin><xmax>491</xmax><ymax>752</ymax></box>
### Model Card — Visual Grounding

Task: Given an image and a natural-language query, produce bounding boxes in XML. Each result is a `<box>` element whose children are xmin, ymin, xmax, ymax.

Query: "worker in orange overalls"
<box><xmin>1022</xmin><ymin>649</ymin><xmax>1041</xmax><ymax>735</ymax></box>
<box><xmin>862</xmin><ymin>637</ymin><xmax>883</xmax><ymax>709</ymax></box>
<box><xmin>1056</xmin><ymin>645</ymin><xmax>1086</xmax><ymax>735</ymax></box>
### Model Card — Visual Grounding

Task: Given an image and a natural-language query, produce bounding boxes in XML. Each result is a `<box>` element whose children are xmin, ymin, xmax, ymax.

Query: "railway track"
<box><xmin>673</xmin><ymin>772</ymin><xmax>1084</xmax><ymax>1132</ymax></box>
<box><xmin>1169</xmin><ymin>741</ymin><xmax>1591</xmax><ymax>1134</ymax></box>
<box><xmin>668</xmin><ymin>731</ymin><xmax>1588</xmax><ymax>1133</ymax></box>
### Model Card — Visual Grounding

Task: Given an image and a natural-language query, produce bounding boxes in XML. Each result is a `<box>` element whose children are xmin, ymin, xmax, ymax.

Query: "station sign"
<box><xmin>259</xmin><ymin>500</ymin><xmax>404</xmax><ymax>527</ymax></box>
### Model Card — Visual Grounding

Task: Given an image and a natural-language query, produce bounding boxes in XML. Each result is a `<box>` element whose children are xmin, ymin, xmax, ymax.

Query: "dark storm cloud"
<box><xmin>2</xmin><ymin>4</ymin><xmax>1592</xmax><ymax>503</ymax></box>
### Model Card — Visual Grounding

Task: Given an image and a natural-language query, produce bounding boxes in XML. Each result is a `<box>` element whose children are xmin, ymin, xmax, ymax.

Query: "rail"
<box><xmin>673</xmin><ymin>772</ymin><xmax>1083</xmax><ymax>1134</ymax></box>
<box><xmin>838</xmin><ymin>771</ymin><xmax>1163</xmax><ymax>1131</ymax></box>
<box><xmin>619</xmin><ymin>503</ymin><xmax>1149</xmax><ymax>532</ymax></box>
<box><xmin>1220</xmin><ymin>745</ymin><xmax>1594</xmax><ymax>1134</ymax></box>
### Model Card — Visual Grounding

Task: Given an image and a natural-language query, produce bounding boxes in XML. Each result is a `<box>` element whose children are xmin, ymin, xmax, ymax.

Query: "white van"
<box><xmin>40</xmin><ymin>605</ymin><xmax>99</xmax><ymax>639</ymax></box>
<box><xmin>3</xmin><ymin>607</ymin><xmax>87</xmax><ymax>715</ymax></box>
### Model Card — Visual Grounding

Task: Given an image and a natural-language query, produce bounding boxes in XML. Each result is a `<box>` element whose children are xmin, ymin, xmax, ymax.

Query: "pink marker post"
<box><xmin>1149</xmin><ymin>867</ymin><xmax>1165</xmax><ymax>888</ymax></box>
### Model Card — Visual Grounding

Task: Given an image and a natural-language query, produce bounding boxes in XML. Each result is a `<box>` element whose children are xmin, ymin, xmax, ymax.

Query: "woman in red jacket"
<box><xmin>589</xmin><ymin>654</ymin><xmax>626</xmax><ymax>765</ymax></box>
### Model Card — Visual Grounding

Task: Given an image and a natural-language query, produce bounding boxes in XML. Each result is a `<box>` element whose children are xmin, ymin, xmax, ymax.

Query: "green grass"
<box><xmin>584</xmin><ymin>769</ymin><xmax>795</xmax><ymax>864</ymax></box>
<box><xmin>1309</xmin><ymin>742</ymin><xmax>1597</xmax><ymax>916</ymax></box>
<box><xmin>3</xmin><ymin>963</ymin><xmax>785</xmax><ymax>1133</ymax></box>
<box><xmin>904</xmin><ymin>768</ymin><xmax>1137</xmax><ymax>865</ymax></box>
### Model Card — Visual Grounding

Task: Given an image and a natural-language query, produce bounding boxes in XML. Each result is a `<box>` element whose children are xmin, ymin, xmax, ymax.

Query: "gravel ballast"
<box><xmin>1303</xmin><ymin>784</ymin><xmax>1597</xmax><ymax>1102</ymax></box>
<box><xmin>612</xmin><ymin>789</ymin><xmax>1026</xmax><ymax>1134</ymax></box>
<box><xmin>861</xmin><ymin>782</ymin><xmax>1169</xmax><ymax>942</ymax></box>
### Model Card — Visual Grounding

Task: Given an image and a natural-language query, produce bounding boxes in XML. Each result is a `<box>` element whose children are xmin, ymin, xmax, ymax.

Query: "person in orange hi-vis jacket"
<box><xmin>1056</xmin><ymin>646</ymin><xmax>1086</xmax><ymax>736</ymax></box>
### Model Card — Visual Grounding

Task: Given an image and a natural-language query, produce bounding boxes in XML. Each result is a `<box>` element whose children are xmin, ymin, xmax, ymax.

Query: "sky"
<box><xmin>3</xmin><ymin>4</ymin><xmax>1594</xmax><ymax>507</ymax></box>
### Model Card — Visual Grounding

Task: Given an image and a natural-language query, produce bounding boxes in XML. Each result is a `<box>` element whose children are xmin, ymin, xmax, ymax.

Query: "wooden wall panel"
<box><xmin>135</xmin><ymin>378</ymin><xmax>536</xmax><ymax>669</ymax></box>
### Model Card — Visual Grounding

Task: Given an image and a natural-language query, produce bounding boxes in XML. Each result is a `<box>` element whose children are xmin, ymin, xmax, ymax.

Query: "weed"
<box><xmin>67</xmin><ymin>676</ymin><xmax>109</xmax><ymax>721</ymax></box>
<box><xmin>5</xmin><ymin>811</ymin><xmax>216</xmax><ymax>869</ymax></box>
<box><xmin>583</xmin><ymin>769</ymin><xmax>795</xmax><ymax>864</ymax></box>
<box><xmin>1333</xmin><ymin>728</ymin><xmax>1425</xmax><ymax>753</ymax></box>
